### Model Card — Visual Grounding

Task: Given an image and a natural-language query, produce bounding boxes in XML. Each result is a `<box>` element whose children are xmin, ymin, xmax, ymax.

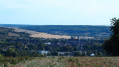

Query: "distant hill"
<box><xmin>0</xmin><ymin>24</ymin><xmax>31</xmax><ymax>27</ymax></box>
<box><xmin>0</xmin><ymin>24</ymin><xmax>111</xmax><ymax>39</ymax></box>
<box><xmin>0</xmin><ymin>27</ymin><xmax>29</xmax><ymax>38</ymax></box>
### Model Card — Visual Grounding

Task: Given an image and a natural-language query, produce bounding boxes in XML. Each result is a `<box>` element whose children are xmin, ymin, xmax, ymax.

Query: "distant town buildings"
<box><xmin>38</xmin><ymin>50</ymin><xmax>50</xmax><ymax>55</ymax></box>
<box><xmin>42</xmin><ymin>36</ymin><xmax>96</xmax><ymax>56</ymax></box>
<box><xmin>58</xmin><ymin>52</ymin><xmax>72</xmax><ymax>56</ymax></box>
<box><xmin>71</xmin><ymin>36</ymin><xmax>95</xmax><ymax>40</ymax></box>
<box><xmin>66</xmin><ymin>36</ymin><xmax>95</xmax><ymax>45</ymax></box>
<box><xmin>79</xmin><ymin>36</ymin><xmax>95</xmax><ymax>40</ymax></box>
<box><xmin>45</xmin><ymin>42</ymin><xmax>51</xmax><ymax>45</ymax></box>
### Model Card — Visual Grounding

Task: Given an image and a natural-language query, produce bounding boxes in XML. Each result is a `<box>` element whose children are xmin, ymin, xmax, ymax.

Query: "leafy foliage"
<box><xmin>104</xmin><ymin>18</ymin><xmax>119</xmax><ymax>56</ymax></box>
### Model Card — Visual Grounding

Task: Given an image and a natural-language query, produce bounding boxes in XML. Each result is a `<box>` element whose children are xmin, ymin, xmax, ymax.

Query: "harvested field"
<box><xmin>9</xmin><ymin>27</ymin><xmax>71</xmax><ymax>39</ymax></box>
<box><xmin>30</xmin><ymin>33</ymin><xmax>71</xmax><ymax>39</ymax></box>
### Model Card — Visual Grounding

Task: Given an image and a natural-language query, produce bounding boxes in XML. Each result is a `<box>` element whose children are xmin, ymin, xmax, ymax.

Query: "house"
<box><xmin>45</xmin><ymin>42</ymin><xmax>51</xmax><ymax>45</ymax></box>
<box><xmin>79</xmin><ymin>36</ymin><xmax>95</xmax><ymax>40</ymax></box>
<box><xmin>90</xmin><ymin>53</ymin><xmax>95</xmax><ymax>56</ymax></box>
<box><xmin>58</xmin><ymin>52</ymin><xmax>73</xmax><ymax>56</ymax></box>
<box><xmin>38</xmin><ymin>50</ymin><xmax>50</xmax><ymax>55</ymax></box>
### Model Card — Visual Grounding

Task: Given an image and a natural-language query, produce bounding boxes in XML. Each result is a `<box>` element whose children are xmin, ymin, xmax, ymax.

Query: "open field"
<box><xmin>10</xmin><ymin>27</ymin><xmax>71</xmax><ymax>39</ymax></box>
<box><xmin>30</xmin><ymin>33</ymin><xmax>71</xmax><ymax>39</ymax></box>
<box><xmin>1</xmin><ymin>57</ymin><xmax>119</xmax><ymax>67</ymax></box>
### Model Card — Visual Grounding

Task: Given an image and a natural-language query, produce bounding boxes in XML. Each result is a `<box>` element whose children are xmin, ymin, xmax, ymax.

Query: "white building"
<box><xmin>38</xmin><ymin>50</ymin><xmax>50</xmax><ymax>55</ymax></box>
<box><xmin>90</xmin><ymin>53</ymin><xmax>95</xmax><ymax>56</ymax></box>
<box><xmin>45</xmin><ymin>42</ymin><xmax>51</xmax><ymax>45</ymax></box>
<box><xmin>79</xmin><ymin>36</ymin><xmax>95</xmax><ymax>40</ymax></box>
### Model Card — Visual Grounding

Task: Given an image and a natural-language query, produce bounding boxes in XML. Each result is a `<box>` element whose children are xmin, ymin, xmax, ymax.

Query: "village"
<box><xmin>38</xmin><ymin>36</ymin><xmax>96</xmax><ymax>57</ymax></box>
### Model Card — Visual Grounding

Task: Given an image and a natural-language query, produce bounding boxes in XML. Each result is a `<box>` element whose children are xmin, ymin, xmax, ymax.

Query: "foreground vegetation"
<box><xmin>0</xmin><ymin>56</ymin><xmax>33</xmax><ymax>67</ymax></box>
<box><xmin>0</xmin><ymin>57</ymin><xmax>119</xmax><ymax>67</ymax></box>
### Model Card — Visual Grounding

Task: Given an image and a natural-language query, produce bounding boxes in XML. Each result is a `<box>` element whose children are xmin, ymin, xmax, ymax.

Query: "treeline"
<box><xmin>19</xmin><ymin>25</ymin><xmax>111</xmax><ymax>39</ymax></box>
<box><xmin>0</xmin><ymin>24</ymin><xmax>111</xmax><ymax>39</ymax></box>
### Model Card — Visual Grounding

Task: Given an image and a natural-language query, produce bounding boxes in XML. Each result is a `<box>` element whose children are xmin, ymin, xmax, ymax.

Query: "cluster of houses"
<box><xmin>71</xmin><ymin>36</ymin><xmax>95</xmax><ymax>40</ymax></box>
<box><xmin>44</xmin><ymin>36</ymin><xmax>95</xmax><ymax>45</ymax></box>
<box><xmin>38</xmin><ymin>36</ymin><xmax>95</xmax><ymax>56</ymax></box>
<box><xmin>38</xmin><ymin>50</ymin><xmax>95</xmax><ymax>56</ymax></box>
<box><xmin>38</xmin><ymin>50</ymin><xmax>50</xmax><ymax>55</ymax></box>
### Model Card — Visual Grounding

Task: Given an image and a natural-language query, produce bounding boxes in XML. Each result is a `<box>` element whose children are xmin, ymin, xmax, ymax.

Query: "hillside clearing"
<box><xmin>9</xmin><ymin>27</ymin><xmax>71</xmax><ymax>39</ymax></box>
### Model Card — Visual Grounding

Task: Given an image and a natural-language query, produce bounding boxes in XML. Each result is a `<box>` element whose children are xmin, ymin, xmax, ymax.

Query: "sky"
<box><xmin>0</xmin><ymin>0</ymin><xmax>119</xmax><ymax>25</ymax></box>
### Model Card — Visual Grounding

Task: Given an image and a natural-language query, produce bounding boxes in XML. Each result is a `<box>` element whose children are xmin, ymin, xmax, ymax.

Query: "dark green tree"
<box><xmin>104</xmin><ymin>18</ymin><xmax>119</xmax><ymax>56</ymax></box>
<box><xmin>5</xmin><ymin>48</ymin><xmax>18</xmax><ymax>57</ymax></box>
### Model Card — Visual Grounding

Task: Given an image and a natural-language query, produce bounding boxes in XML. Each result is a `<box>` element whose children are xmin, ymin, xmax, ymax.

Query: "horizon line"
<box><xmin>0</xmin><ymin>23</ymin><xmax>110</xmax><ymax>26</ymax></box>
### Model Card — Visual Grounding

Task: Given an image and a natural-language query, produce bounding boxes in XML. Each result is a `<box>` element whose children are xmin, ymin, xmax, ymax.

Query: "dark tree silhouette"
<box><xmin>104</xmin><ymin>18</ymin><xmax>119</xmax><ymax>56</ymax></box>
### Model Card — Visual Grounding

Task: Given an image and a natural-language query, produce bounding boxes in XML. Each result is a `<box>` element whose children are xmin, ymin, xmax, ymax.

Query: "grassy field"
<box><xmin>0</xmin><ymin>57</ymin><xmax>119</xmax><ymax>67</ymax></box>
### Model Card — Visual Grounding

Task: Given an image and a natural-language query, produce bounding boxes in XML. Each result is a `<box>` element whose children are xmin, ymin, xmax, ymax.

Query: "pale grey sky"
<box><xmin>0</xmin><ymin>0</ymin><xmax>119</xmax><ymax>25</ymax></box>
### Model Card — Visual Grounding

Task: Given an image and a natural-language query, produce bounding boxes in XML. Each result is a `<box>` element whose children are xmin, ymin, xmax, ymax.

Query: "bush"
<box><xmin>0</xmin><ymin>54</ymin><xmax>3</xmax><ymax>60</ymax></box>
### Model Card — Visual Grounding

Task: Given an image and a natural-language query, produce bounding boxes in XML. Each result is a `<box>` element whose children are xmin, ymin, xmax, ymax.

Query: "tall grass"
<box><xmin>0</xmin><ymin>57</ymin><xmax>119</xmax><ymax>67</ymax></box>
<box><xmin>0</xmin><ymin>56</ymin><xmax>33</xmax><ymax>67</ymax></box>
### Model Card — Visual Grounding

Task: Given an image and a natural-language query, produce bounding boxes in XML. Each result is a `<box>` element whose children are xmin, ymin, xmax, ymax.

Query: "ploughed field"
<box><xmin>0</xmin><ymin>57</ymin><xmax>119</xmax><ymax>67</ymax></box>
